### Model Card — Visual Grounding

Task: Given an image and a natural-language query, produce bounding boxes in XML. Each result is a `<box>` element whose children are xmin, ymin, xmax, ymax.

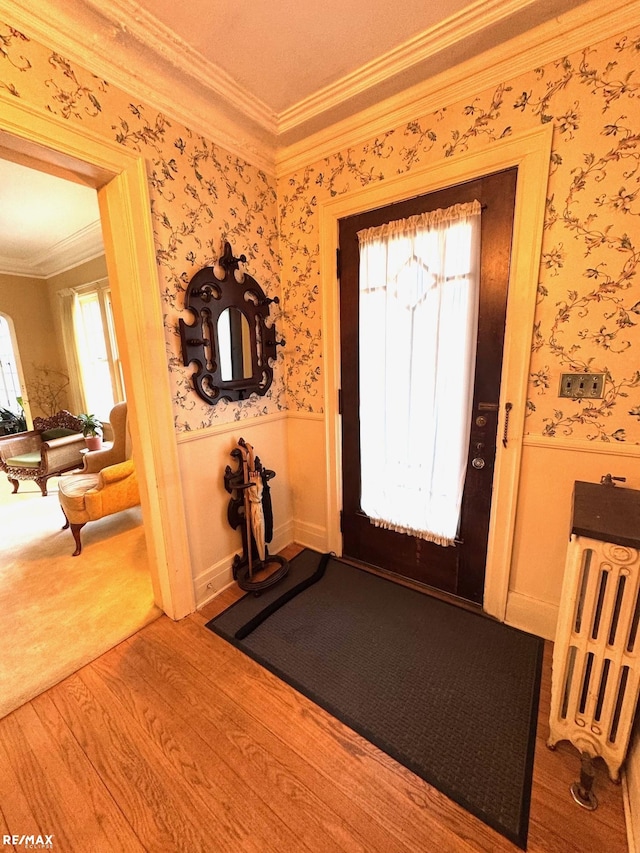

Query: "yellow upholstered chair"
<box><xmin>58</xmin><ymin>459</ymin><xmax>140</xmax><ymax>556</ymax></box>
<box><xmin>58</xmin><ymin>401</ymin><xmax>139</xmax><ymax>555</ymax></box>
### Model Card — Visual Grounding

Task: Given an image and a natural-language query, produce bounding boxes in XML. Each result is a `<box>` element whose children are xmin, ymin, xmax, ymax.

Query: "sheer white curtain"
<box><xmin>57</xmin><ymin>288</ymin><xmax>86</xmax><ymax>415</ymax></box>
<box><xmin>357</xmin><ymin>200</ymin><xmax>481</xmax><ymax>546</ymax></box>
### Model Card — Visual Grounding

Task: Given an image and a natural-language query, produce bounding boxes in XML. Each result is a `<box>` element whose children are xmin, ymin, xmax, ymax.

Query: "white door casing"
<box><xmin>319</xmin><ymin>123</ymin><xmax>553</xmax><ymax>621</ymax></box>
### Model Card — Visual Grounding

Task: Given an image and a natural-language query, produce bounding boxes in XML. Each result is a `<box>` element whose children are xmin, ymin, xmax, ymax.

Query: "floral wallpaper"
<box><xmin>2</xmin><ymin>17</ymin><xmax>639</xmax><ymax>442</ymax></box>
<box><xmin>0</xmin><ymin>20</ymin><xmax>284</xmax><ymax>433</ymax></box>
<box><xmin>278</xmin><ymin>31</ymin><xmax>640</xmax><ymax>443</ymax></box>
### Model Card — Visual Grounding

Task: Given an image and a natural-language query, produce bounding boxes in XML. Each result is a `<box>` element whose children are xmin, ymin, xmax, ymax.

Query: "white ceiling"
<box><xmin>0</xmin><ymin>158</ymin><xmax>102</xmax><ymax>279</ymax></box>
<box><xmin>90</xmin><ymin>0</ymin><xmax>588</xmax><ymax>142</ymax></box>
<box><xmin>137</xmin><ymin>0</ymin><xmax>476</xmax><ymax>114</ymax></box>
<box><xmin>0</xmin><ymin>0</ymin><xmax>592</xmax><ymax>275</ymax></box>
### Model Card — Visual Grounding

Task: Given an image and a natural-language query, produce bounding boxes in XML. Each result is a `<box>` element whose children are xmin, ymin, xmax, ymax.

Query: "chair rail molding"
<box><xmin>523</xmin><ymin>434</ymin><xmax>640</xmax><ymax>458</ymax></box>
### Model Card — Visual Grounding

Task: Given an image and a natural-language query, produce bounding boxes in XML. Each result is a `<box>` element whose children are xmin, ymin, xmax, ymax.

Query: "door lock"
<box><xmin>472</xmin><ymin>457</ymin><xmax>485</xmax><ymax>469</ymax></box>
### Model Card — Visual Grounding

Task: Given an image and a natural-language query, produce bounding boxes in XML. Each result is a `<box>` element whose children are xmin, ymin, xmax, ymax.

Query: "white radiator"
<box><xmin>548</xmin><ymin>533</ymin><xmax>640</xmax><ymax>783</ymax></box>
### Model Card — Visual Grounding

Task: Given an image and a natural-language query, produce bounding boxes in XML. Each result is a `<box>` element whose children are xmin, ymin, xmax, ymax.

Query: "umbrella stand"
<box><xmin>224</xmin><ymin>437</ymin><xmax>289</xmax><ymax>593</ymax></box>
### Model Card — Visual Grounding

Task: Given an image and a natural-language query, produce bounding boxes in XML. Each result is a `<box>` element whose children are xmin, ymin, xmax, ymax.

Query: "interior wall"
<box><xmin>0</xmin><ymin>19</ymin><xmax>289</xmax><ymax>604</ymax></box>
<box><xmin>287</xmin><ymin>414</ymin><xmax>327</xmax><ymax>551</ymax></box>
<box><xmin>509</xmin><ymin>439</ymin><xmax>640</xmax><ymax>637</ymax></box>
<box><xmin>278</xmin><ymin>21</ymin><xmax>640</xmax><ymax>638</ymax></box>
<box><xmin>0</xmin><ymin>256</ymin><xmax>111</xmax><ymax>424</ymax></box>
<box><xmin>0</xmin><ymin>271</ymin><xmax>65</xmax><ymax>419</ymax></box>
<box><xmin>3</xmin><ymin>12</ymin><xmax>640</xmax><ymax>623</ymax></box>
<box><xmin>47</xmin><ymin>255</ymin><xmax>107</xmax><ymax>292</ymax></box>
<box><xmin>177</xmin><ymin>414</ymin><xmax>292</xmax><ymax>602</ymax></box>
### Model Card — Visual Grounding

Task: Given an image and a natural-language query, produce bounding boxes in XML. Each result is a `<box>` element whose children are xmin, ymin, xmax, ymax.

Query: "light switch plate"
<box><xmin>559</xmin><ymin>373</ymin><xmax>606</xmax><ymax>399</ymax></box>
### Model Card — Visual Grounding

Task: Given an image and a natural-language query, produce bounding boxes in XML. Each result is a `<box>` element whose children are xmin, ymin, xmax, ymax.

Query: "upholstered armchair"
<box><xmin>57</xmin><ymin>401</ymin><xmax>139</xmax><ymax>555</ymax></box>
<box><xmin>81</xmin><ymin>401</ymin><xmax>131</xmax><ymax>473</ymax></box>
<box><xmin>58</xmin><ymin>459</ymin><xmax>140</xmax><ymax>555</ymax></box>
<box><xmin>0</xmin><ymin>410</ymin><xmax>85</xmax><ymax>496</ymax></box>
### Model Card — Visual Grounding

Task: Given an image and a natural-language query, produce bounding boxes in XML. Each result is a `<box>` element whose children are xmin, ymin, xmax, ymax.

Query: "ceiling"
<box><xmin>0</xmin><ymin>0</ymin><xmax>593</xmax><ymax>276</ymax></box>
<box><xmin>84</xmin><ymin>0</ymin><xmax>589</xmax><ymax>144</ymax></box>
<box><xmin>0</xmin><ymin>159</ymin><xmax>102</xmax><ymax>279</ymax></box>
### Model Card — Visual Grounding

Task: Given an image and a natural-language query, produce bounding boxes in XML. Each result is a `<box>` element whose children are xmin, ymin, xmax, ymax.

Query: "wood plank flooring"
<box><xmin>0</xmin><ymin>544</ymin><xmax>629</xmax><ymax>852</ymax></box>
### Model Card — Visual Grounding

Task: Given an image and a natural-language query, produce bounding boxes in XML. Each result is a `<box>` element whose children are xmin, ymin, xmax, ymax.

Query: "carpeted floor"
<box><xmin>0</xmin><ymin>477</ymin><xmax>161</xmax><ymax>719</ymax></box>
<box><xmin>208</xmin><ymin>549</ymin><xmax>544</xmax><ymax>849</ymax></box>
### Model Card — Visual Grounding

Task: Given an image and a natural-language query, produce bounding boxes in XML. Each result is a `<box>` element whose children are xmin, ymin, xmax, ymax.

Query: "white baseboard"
<box><xmin>196</xmin><ymin>539</ymin><xmax>560</xmax><ymax>640</ymax></box>
<box><xmin>271</xmin><ymin>518</ymin><xmax>295</xmax><ymax>556</ymax></box>
<box><xmin>293</xmin><ymin>519</ymin><xmax>328</xmax><ymax>553</ymax></box>
<box><xmin>193</xmin><ymin>553</ymin><xmax>236</xmax><ymax>609</ymax></box>
<box><xmin>194</xmin><ymin>518</ymin><xmax>295</xmax><ymax>608</ymax></box>
<box><xmin>504</xmin><ymin>590</ymin><xmax>559</xmax><ymax>640</ymax></box>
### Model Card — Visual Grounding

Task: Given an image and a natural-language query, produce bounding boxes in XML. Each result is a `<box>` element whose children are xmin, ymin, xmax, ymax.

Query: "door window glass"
<box><xmin>358</xmin><ymin>201</ymin><xmax>481</xmax><ymax>545</ymax></box>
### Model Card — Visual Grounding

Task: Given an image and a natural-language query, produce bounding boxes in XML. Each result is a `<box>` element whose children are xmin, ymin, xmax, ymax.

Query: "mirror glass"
<box><xmin>218</xmin><ymin>308</ymin><xmax>252</xmax><ymax>381</ymax></box>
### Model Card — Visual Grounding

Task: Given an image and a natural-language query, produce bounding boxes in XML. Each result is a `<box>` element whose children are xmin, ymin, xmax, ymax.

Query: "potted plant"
<box><xmin>0</xmin><ymin>400</ymin><xmax>27</xmax><ymax>435</ymax></box>
<box><xmin>78</xmin><ymin>413</ymin><xmax>103</xmax><ymax>450</ymax></box>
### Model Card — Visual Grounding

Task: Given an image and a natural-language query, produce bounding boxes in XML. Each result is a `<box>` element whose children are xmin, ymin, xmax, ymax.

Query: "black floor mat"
<box><xmin>207</xmin><ymin>549</ymin><xmax>543</xmax><ymax>848</ymax></box>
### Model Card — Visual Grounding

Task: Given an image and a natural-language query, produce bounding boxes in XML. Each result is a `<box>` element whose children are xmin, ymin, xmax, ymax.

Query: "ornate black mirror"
<box><xmin>179</xmin><ymin>242</ymin><xmax>284</xmax><ymax>404</ymax></box>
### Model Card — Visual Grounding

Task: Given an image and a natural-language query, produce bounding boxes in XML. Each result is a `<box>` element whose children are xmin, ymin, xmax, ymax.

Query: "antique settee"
<box><xmin>0</xmin><ymin>410</ymin><xmax>85</xmax><ymax>496</ymax></box>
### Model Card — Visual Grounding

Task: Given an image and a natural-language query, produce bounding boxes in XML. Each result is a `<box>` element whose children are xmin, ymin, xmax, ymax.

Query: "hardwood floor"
<box><xmin>0</xmin><ymin>544</ymin><xmax>629</xmax><ymax>852</ymax></box>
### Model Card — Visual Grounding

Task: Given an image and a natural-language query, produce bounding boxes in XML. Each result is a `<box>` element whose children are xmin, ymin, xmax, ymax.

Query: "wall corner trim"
<box><xmin>505</xmin><ymin>590</ymin><xmax>558</xmax><ymax>641</ymax></box>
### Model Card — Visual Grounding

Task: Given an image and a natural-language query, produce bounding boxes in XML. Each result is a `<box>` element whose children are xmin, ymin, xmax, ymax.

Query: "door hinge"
<box><xmin>336</xmin><ymin>247</ymin><xmax>341</xmax><ymax>279</ymax></box>
<box><xmin>339</xmin><ymin>510</ymin><xmax>344</xmax><ymax>533</ymax></box>
<box><xmin>338</xmin><ymin>388</ymin><xmax>343</xmax><ymax>415</ymax></box>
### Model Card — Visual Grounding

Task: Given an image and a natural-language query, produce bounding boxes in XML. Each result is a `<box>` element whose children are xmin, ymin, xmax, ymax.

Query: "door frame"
<box><xmin>319</xmin><ymin>124</ymin><xmax>553</xmax><ymax>622</ymax></box>
<box><xmin>0</xmin><ymin>95</ymin><xmax>195</xmax><ymax>620</ymax></box>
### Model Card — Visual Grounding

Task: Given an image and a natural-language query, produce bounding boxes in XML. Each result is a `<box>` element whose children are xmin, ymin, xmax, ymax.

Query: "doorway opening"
<box><xmin>0</xmin><ymin>96</ymin><xmax>194</xmax><ymax>621</ymax></box>
<box><xmin>0</xmin><ymin>154</ymin><xmax>161</xmax><ymax>718</ymax></box>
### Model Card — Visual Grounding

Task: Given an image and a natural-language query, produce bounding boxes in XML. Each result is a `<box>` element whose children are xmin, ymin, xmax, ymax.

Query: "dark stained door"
<box><xmin>339</xmin><ymin>168</ymin><xmax>517</xmax><ymax>604</ymax></box>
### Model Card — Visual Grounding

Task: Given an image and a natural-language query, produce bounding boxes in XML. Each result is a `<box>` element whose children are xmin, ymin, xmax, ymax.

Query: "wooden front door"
<box><xmin>339</xmin><ymin>168</ymin><xmax>517</xmax><ymax>604</ymax></box>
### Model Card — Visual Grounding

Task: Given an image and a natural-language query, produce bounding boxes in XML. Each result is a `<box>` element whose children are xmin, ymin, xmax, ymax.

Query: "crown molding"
<box><xmin>275</xmin><ymin>0</ymin><xmax>640</xmax><ymax>175</ymax></box>
<box><xmin>87</xmin><ymin>0</ymin><xmax>558</xmax><ymax>140</ymax></box>
<box><xmin>277</xmin><ymin>0</ymin><xmax>544</xmax><ymax>135</ymax></box>
<box><xmin>0</xmin><ymin>220</ymin><xmax>104</xmax><ymax>278</ymax></box>
<box><xmin>83</xmin><ymin>0</ymin><xmax>277</xmax><ymax>134</ymax></box>
<box><xmin>0</xmin><ymin>258</ymin><xmax>42</xmax><ymax>279</ymax></box>
<box><xmin>0</xmin><ymin>0</ymin><xmax>603</xmax><ymax>179</ymax></box>
<box><xmin>0</xmin><ymin>0</ymin><xmax>278</xmax><ymax>173</ymax></box>
<box><xmin>2</xmin><ymin>0</ymin><xmax>636</xmax><ymax>180</ymax></box>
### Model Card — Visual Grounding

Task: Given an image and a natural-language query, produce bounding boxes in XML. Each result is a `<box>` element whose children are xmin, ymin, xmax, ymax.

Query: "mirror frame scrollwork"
<box><xmin>179</xmin><ymin>242</ymin><xmax>284</xmax><ymax>404</ymax></box>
